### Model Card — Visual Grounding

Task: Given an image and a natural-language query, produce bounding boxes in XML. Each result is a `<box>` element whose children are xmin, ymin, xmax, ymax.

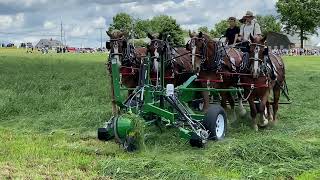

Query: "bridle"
<box><xmin>109</xmin><ymin>37</ymin><xmax>138</xmax><ymax>66</ymax></box>
<box><xmin>190</xmin><ymin>36</ymin><xmax>224</xmax><ymax>71</ymax></box>
<box><xmin>149</xmin><ymin>38</ymin><xmax>174</xmax><ymax>66</ymax></box>
<box><xmin>249</xmin><ymin>42</ymin><xmax>267</xmax><ymax>78</ymax></box>
<box><xmin>249</xmin><ymin>42</ymin><xmax>265</xmax><ymax>62</ymax></box>
<box><xmin>190</xmin><ymin>37</ymin><xmax>207</xmax><ymax>64</ymax></box>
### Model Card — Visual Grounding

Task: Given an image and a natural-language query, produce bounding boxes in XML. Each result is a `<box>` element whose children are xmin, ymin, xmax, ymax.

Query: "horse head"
<box><xmin>106</xmin><ymin>30</ymin><xmax>129</xmax><ymax>66</ymax></box>
<box><xmin>248</xmin><ymin>34</ymin><xmax>267</xmax><ymax>78</ymax></box>
<box><xmin>147</xmin><ymin>32</ymin><xmax>168</xmax><ymax>57</ymax></box>
<box><xmin>147</xmin><ymin>32</ymin><xmax>171</xmax><ymax>72</ymax></box>
<box><xmin>187</xmin><ymin>30</ymin><xmax>220</xmax><ymax>74</ymax></box>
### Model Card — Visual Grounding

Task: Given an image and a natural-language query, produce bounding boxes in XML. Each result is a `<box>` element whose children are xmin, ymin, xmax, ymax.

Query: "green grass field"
<box><xmin>0</xmin><ymin>49</ymin><xmax>319</xmax><ymax>179</ymax></box>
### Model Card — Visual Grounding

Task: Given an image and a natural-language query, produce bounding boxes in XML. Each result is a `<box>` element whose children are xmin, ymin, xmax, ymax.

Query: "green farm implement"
<box><xmin>98</xmin><ymin>54</ymin><xmax>242</xmax><ymax>151</ymax></box>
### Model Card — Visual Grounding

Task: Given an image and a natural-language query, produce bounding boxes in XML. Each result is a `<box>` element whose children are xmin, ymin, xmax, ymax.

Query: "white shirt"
<box><xmin>240</xmin><ymin>20</ymin><xmax>262</xmax><ymax>41</ymax></box>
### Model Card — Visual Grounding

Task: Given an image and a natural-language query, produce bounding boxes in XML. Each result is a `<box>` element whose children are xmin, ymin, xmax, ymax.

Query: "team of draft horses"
<box><xmin>106</xmin><ymin>11</ymin><xmax>286</xmax><ymax>131</ymax></box>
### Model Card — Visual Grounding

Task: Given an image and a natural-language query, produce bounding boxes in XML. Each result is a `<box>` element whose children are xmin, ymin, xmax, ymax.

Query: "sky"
<box><xmin>0</xmin><ymin>0</ymin><xmax>319</xmax><ymax>47</ymax></box>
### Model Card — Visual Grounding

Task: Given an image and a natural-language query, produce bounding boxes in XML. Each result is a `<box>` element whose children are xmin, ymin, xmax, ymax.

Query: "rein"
<box><xmin>190</xmin><ymin>37</ymin><xmax>225</xmax><ymax>71</ymax></box>
<box><xmin>109</xmin><ymin>37</ymin><xmax>140</xmax><ymax>67</ymax></box>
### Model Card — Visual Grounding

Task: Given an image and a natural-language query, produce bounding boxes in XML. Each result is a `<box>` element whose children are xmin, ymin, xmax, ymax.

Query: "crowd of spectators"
<box><xmin>271</xmin><ymin>48</ymin><xmax>320</xmax><ymax>56</ymax></box>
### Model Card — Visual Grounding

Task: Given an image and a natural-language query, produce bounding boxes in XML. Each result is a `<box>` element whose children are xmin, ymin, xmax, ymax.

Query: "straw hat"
<box><xmin>244</xmin><ymin>11</ymin><xmax>254</xmax><ymax>17</ymax></box>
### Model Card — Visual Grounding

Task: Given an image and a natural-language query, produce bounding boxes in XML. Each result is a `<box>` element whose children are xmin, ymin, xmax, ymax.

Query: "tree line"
<box><xmin>109</xmin><ymin>0</ymin><xmax>320</xmax><ymax>48</ymax></box>
<box><xmin>108</xmin><ymin>13</ymin><xmax>185</xmax><ymax>46</ymax></box>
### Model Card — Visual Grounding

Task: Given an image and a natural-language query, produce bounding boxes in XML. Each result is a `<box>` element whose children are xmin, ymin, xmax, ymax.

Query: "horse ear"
<box><xmin>261</xmin><ymin>36</ymin><xmax>267</xmax><ymax>43</ymax></box>
<box><xmin>159</xmin><ymin>33</ymin><xmax>163</xmax><ymax>40</ymax></box>
<box><xmin>198</xmin><ymin>31</ymin><xmax>203</xmax><ymax>38</ymax></box>
<box><xmin>249</xmin><ymin>34</ymin><xmax>255</xmax><ymax>42</ymax></box>
<box><xmin>147</xmin><ymin>32</ymin><xmax>154</xmax><ymax>40</ymax></box>
<box><xmin>118</xmin><ymin>31</ymin><xmax>125</xmax><ymax>38</ymax></box>
<box><xmin>185</xmin><ymin>41</ymin><xmax>191</xmax><ymax>51</ymax></box>
<box><xmin>189</xmin><ymin>30</ymin><xmax>193</xmax><ymax>38</ymax></box>
<box><xmin>123</xmin><ymin>31</ymin><xmax>129</xmax><ymax>38</ymax></box>
<box><xmin>106</xmin><ymin>30</ymin><xmax>112</xmax><ymax>37</ymax></box>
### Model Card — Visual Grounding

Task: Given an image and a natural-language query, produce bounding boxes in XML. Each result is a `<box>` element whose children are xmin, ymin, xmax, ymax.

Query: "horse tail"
<box><xmin>273</xmin><ymin>55</ymin><xmax>290</xmax><ymax>101</ymax></box>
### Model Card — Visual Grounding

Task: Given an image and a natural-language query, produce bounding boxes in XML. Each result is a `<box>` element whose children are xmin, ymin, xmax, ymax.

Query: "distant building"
<box><xmin>286</xmin><ymin>34</ymin><xmax>315</xmax><ymax>49</ymax></box>
<box><xmin>35</xmin><ymin>39</ymin><xmax>63</xmax><ymax>49</ymax></box>
<box><xmin>266</xmin><ymin>32</ymin><xmax>294</xmax><ymax>49</ymax></box>
<box><xmin>26</xmin><ymin>42</ymin><xmax>33</xmax><ymax>48</ymax></box>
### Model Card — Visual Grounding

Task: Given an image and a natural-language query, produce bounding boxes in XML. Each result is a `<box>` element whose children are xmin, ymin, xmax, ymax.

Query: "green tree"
<box><xmin>109</xmin><ymin>14</ymin><xmax>184</xmax><ymax>46</ymax></box>
<box><xmin>256</xmin><ymin>15</ymin><xmax>282</xmax><ymax>36</ymax></box>
<box><xmin>210</xmin><ymin>20</ymin><xmax>229</xmax><ymax>38</ymax></box>
<box><xmin>134</xmin><ymin>19</ymin><xmax>151</xmax><ymax>39</ymax></box>
<box><xmin>198</xmin><ymin>26</ymin><xmax>210</xmax><ymax>34</ymax></box>
<box><xmin>108</xmin><ymin>13</ymin><xmax>133</xmax><ymax>34</ymax></box>
<box><xmin>276</xmin><ymin>0</ymin><xmax>320</xmax><ymax>48</ymax></box>
<box><xmin>149</xmin><ymin>15</ymin><xmax>185</xmax><ymax>46</ymax></box>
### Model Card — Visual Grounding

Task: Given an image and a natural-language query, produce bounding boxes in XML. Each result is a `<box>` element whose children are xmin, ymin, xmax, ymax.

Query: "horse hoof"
<box><xmin>258</xmin><ymin>121</ymin><xmax>268</xmax><ymax>128</ymax></box>
<box><xmin>259</xmin><ymin>117</ymin><xmax>269</xmax><ymax>127</ymax></box>
<box><xmin>253</xmin><ymin>125</ymin><xmax>259</xmax><ymax>131</ymax></box>
<box><xmin>239</xmin><ymin>109</ymin><xmax>247</xmax><ymax>117</ymax></box>
<box><xmin>268</xmin><ymin>115</ymin><xmax>274</xmax><ymax>121</ymax></box>
<box><xmin>269</xmin><ymin>120</ymin><xmax>277</xmax><ymax>127</ymax></box>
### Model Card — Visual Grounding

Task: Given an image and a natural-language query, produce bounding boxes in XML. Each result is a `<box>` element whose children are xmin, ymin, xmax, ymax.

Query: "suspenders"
<box><xmin>242</xmin><ymin>23</ymin><xmax>256</xmax><ymax>37</ymax></box>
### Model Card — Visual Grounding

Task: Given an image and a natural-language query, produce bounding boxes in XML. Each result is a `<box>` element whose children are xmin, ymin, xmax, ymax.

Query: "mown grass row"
<box><xmin>0</xmin><ymin>49</ymin><xmax>319</xmax><ymax>179</ymax></box>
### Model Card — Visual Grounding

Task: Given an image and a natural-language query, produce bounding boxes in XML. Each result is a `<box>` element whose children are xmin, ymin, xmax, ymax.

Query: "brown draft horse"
<box><xmin>188</xmin><ymin>31</ymin><xmax>246</xmax><ymax>116</ymax></box>
<box><xmin>147</xmin><ymin>33</ymin><xmax>193</xmax><ymax>86</ymax></box>
<box><xmin>106</xmin><ymin>30</ymin><xmax>147</xmax><ymax>95</ymax></box>
<box><xmin>241</xmin><ymin>35</ymin><xmax>286</xmax><ymax>130</ymax></box>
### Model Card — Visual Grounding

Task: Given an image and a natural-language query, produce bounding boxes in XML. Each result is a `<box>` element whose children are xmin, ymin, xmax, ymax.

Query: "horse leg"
<box><xmin>226</xmin><ymin>92</ymin><xmax>237</xmax><ymax>122</ymax></box>
<box><xmin>272</xmin><ymin>85</ymin><xmax>281</xmax><ymax>123</ymax></box>
<box><xmin>220</xmin><ymin>92</ymin><xmax>228</xmax><ymax>109</ymax></box>
<box><xmin>201</xmin><ymin>91</ymin><xmax>210</xmax><ymax>113</ymax></box>
<box><xmin>238</xmin><ymin>92</ymin><xmax>247</xmax><ymax>117</ymax></box>
<box><xmin>248</xmin><ymin>96</ymin><xmax>258</xmax><ymax>131</ymax></box>
<box><xmin>258</xmin><ymin>89</ymin><xmax>270</xmax><ymax>127</ymax></box>
<box><xmin>266</xmin><ymin>101</ymin><xmax>272</xmax><ymax>121</ymax></box>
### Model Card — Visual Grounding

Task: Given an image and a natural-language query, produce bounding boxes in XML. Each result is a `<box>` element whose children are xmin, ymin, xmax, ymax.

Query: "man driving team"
<box><xmin>229</xmin><ymin>11</ymin><xmax>275</xmax><ymax>80</ymax></box>
<box><xmin>239</xmin><ymin>11</ymin><xmax>262</xmax><ymax>41</ymax></box>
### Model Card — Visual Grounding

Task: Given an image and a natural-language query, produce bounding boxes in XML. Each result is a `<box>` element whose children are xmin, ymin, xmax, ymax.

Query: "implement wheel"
<box><xmin>203</xmin><ymin>105</ymin><xmax>227</xmax><ymax>140</ymax></box>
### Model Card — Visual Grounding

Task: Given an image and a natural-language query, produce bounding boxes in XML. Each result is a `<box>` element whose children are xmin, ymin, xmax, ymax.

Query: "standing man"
<box><xmin>225</xmin><ymin>17</ymin><xmax>240</xmax><ymax>46</ymax></box>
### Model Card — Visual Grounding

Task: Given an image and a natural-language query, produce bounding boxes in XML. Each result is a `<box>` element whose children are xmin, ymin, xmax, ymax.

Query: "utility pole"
<box><xmin>60</xmin><ymin>20</ymin><xmax>63</xmax><ymax>48</ymax></box>
<box><xmin>64</xmin><ymin>30</ymin><xmax>66</xmax><ymax>47</ymax></box>
<box><xmin>100</xmin><ymin>28</ymin><xmax>103</xmax><ymax>49</ymax></box>
<box><xmin>97</xmin><ymin>28</ymin><xmax>103</xmax><ymax>49</ymax></box>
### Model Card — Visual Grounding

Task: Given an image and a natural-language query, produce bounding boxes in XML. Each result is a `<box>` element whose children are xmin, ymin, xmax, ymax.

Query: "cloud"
<box><xmin>0</xmin><ymin>0</ymin><xmax>317</xmax><ymax>47</ymax></box>
<box><xmin>0</xmin><ymin>13</ymin><xmax>24</xmax><ymax>30</ymax></box>
<box><xmin>43</xmin><ymin>20</ymin><xmax>56</xmax><ymax>29</ymax></box>
<box><xmin>93</xmin><ymin>16</ymin><xmax>106</xmax><ymax>28</ymax></box>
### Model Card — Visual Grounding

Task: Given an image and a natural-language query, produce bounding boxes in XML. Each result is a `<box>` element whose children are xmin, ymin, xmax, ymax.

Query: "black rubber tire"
<box><xmin>97</xmin><ymin>128</ymin><xmax>113</xmax><ymax>141</ymax></box>
<box><xmin>203</xmin><ymin>105</ymin><xmax>227</xmax><ymax>140</ymax></box>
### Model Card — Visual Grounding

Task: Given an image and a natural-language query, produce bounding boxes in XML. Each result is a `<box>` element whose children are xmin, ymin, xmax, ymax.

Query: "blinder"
<box><xmin>106</xmin><ymin>41</ymin><xmax>111</xmax><ymax>50</ymax></box>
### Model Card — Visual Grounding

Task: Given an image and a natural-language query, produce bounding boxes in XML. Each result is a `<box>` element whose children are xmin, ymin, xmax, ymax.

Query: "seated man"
<box><xmin>239</xmin><ymin>11</ymin><xmax>262</xmax><ymax>42</ymax></box>
<box><xmin>225</xmin><ymin>17</ymin><xmax>240</xmax><ymax>46</ymax></box>
<box><xmin>238</xmin><ymin>11</ymin><xmax>275</xmax><ymax>80</ymax></box>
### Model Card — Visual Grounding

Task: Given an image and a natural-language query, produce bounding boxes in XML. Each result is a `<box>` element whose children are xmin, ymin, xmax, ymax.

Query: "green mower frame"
<box><xmin>98</xmin><ymin>54</ymin><xmax>242</xmax><ymax>150</ymax></box>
